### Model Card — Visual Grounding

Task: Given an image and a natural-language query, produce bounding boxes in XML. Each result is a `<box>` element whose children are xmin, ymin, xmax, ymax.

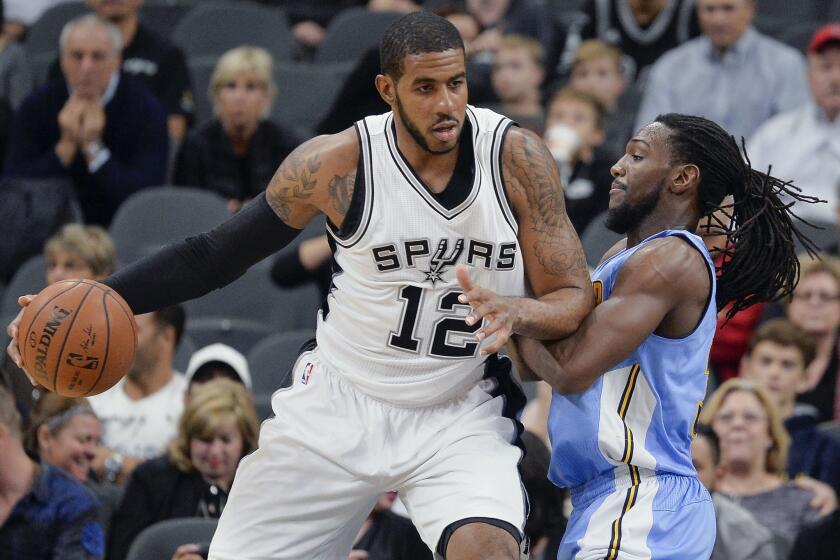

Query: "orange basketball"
<box><xmin>18</xmin><ymin>279</ymin><xmax>137</xmax><ymax>397</ymax></box>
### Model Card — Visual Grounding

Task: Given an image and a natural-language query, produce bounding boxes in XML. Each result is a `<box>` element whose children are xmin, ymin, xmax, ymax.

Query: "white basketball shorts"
<box><xmin>208</xmin><ymin>345</ymin><xmax>528</xmax><ymax>560</ymax></box>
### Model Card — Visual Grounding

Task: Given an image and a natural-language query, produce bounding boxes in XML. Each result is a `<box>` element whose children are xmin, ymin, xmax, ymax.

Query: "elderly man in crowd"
<box><xmin>4</xmin><ymin>14</ymin><xmax>168</xmax><ymax>226</ymax></box>
<box><xmin>636</xmin><ymin>0</ymin><xmax>808</xmax><ymax>140</ymax></box>
<box><xmin>748</xmin><ymin>24</ymin><xmax>840</xmax><ymax>224</ymax></box>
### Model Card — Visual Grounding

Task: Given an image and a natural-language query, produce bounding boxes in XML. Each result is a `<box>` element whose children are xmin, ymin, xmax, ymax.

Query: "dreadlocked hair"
<box><xmin>654</xmin><ymin>113</ymin><xmax>822</xmax><ymax>319</ymax></box>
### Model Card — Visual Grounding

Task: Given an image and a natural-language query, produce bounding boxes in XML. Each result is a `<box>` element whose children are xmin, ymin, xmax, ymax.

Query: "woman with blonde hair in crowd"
<box><xmin>700</xmin><ymin>378</ymin><xmax>826</xmax><ymax>558</ymax></box>
<box><xmin>26</xmin><ymin>393</ymin><xmax>121</xmax><ymax>534</ymax></box>
<box><xmin>107</xmin><ymin>379</ymin><xmax>259</xmax><ymax>560</ymax></box>
<box><xmin>1</xmin><ymin>224</ymin><xmax>117</xmax><ymax>421</ymax></box>
<box><xmin>174</xmin><ymin>46</ymin><xmax>300</xmax><ymax>212</ymax></box>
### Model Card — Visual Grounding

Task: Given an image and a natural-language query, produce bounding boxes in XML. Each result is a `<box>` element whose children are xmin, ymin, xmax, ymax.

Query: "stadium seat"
<box><xmin>125</xmin><ymin>518</ymin><xmax>218</xmax><ymax>560</ymax></box>
<box><xmin>184</xmin><ymin>260</ymin><xmax>321</xmax><ymax>331</ymax></box>
<box><xmin>186</xmin><ymin>55</ymin><xmax>218</xmax><ymax>125</ymax></box>
<box><xmin>186</xmin><ymin>56</ymin><xmax>217</xmax><ymax>125</ymax></box>
<box><xmin>171</xmin><ymin>3</ymin><xmax>295</xmax><ymax>61</ymax></box>
<box><xmin>270</xmin><ymin>62</ymin><xmax>354</xmax><ymax>136</ymax></box>
<box><xmin>1</xmin><ymin>255</ymin><xmax>46</xmax><ymax>318</ymax></box>
<box><xmin>315</xmin><ymin>8</ymin><xmax>402</xmax><ymax>64</ymax></box>
<box><xmin>780</xmin><ymin>21</ymin><xmax>822</xmax><ymax>53</ymax></box>
<box><xmin>185</xmin><ymin>317</ymin><xmax>275</xmax><ymax>355</ymax></box>
<box><xmin>247</xmin><ymin>329</ymin><xmax>314</xmax><ymax>396</ymax></box>
<box><xmin>108</xmin><ymin>186</ymin><xmax>230</xmax><ymax>266</ymax></box>
<box><xmin>580</xmin><ymin>211</ymin><xmax>624</xmax><ymax>267</ymax></box>
<box><xmin>24</xmin><ymin>2</ymin><xmax>89</xmax><ymax>58</ymax></box>
<box><xmin>793</xmin><ymin>219</ymin><xmax>839</xmax><ymax>255</ymax></box>
<box><xmin>755</xmin><ymin>0</ymin><xmax>820</xmax><ymax>24</ymax></box>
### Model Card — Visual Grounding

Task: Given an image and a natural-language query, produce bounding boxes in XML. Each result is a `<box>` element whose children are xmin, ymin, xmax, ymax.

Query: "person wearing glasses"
<box><xmin>786</xmin><ymin>256</ymin><xmax>840</xmax><ymax>423</ymax></box>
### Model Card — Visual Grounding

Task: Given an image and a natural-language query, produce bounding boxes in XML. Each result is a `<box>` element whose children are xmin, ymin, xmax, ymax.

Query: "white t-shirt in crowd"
<box><xmin>88</xmin><ymin>372</ymin><xmax>187</xmax><ymax>459</ymax></box>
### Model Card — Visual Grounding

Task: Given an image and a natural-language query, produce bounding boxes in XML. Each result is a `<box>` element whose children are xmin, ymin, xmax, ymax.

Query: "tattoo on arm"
<box><xmin>504</xmin><ymin>130</ymin><xmax>588</xmax><ymax>276</ymax></box>
<box><xmin>266</xmin><ymin>152</ymin><xmax>322</xmax><ymax>223</ymax></box>
<box><xmin>328</xmin><ymin>171</ymin><xmax>356</xmax><ymax>218</ymax></box>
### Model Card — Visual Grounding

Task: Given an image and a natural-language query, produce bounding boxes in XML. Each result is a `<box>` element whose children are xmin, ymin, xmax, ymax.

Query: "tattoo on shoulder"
<box><xmin>504</xmin><ymin>129</ymin><xmax>588</xmax><ymax>276</ymax></box>
<box><xmin>328</xmin><ymin>171</ymin><xmax>356</xmax><ymax>218</ymax></box>
<box><xmin>266</xmin><ymin>151</ymin><xmax>322</xmax><ymax>222</ymax></box>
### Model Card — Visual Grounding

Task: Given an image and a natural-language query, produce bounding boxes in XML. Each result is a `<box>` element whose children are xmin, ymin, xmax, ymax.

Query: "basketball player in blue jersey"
<box><xmin>8</xmin><ymin>11</ymin><xmax>594</xmax><ymax>560</ymax></box>
<box><xmin>460</xmin><ymin>113</ymin><xmax>817</xmax><ymax>559</ymax></box>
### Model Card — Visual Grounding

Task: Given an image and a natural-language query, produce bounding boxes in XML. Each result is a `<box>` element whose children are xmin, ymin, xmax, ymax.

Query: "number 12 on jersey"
<box><xmin>389</xmin><ymin>285</ymin><xmax>482</xmax><ymax>358</ymax></box>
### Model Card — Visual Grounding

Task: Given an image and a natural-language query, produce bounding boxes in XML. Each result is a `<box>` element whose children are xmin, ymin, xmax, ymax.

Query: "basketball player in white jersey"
<box><xmin>8</xmin><ymin>11</ymin><xmax>593</xmax><ymax>560</ymax></box>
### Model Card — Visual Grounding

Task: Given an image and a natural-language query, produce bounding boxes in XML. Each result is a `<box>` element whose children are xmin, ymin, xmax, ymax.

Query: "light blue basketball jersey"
<box><xmin>548</xmin><ymin>229</ymin><xmax>716</xmax><ymax>494</ymax></box>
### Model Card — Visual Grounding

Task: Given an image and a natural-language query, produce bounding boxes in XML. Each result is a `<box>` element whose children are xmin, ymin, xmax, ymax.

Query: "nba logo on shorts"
<box><xmin>301</xmin><ymin>362</ymin><xmax>314</xmax><ymax>385</ymax></box>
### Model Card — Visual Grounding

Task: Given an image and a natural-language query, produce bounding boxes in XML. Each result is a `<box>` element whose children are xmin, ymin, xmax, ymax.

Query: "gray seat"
<box><xmin>24</xmin><ymin>2</ymin><xmax>89</xmax><ymax>58</ymax></box>
<box><xmin>108</xmin><ymin>186</ymin><xmax>230</xmax><ymax>266</ymax></box>
<box><xmin>184</xmin><ymin>260</ymin><xmax>320</xmax><ymax>331</ymax></box>
<box><xmin>315</xmin><ymin>8</ymin><xmax>401</xmax><ymax>64</ymax></box>
<box><xmin>186</xmin><ymin>317</ymin><xmax>275</xmax><ymax>355</ymax></box>
<box><xmin>818</xmin><ymin>420</ymin><xmax>840</xmax><ymax>445</ymax></box>
<box><xmin>173</xmin><ymin>333</ymin><xmax>197</xmax><ymax>374</ymax></box>
<box><xmin>794</xmin><ymin>219</ymin><xmax>839</xmax><ymax>254</ymax></box>
<box><xmin>172</xmin><ymin>3</ymin><xmax>295</xmax><ymax>61</ymax></box>
<box><xmin>125</xmin><ymin>517</ymin><xmax>218</xmax><ymax>560</ymax></box>
<box><xmin>780</xmin><ymin>21</ymin><xmax>822</xmax><ymax>53</ymax></box>
<box><xmin>271</xmin><ymin>62</ymin><xmax>353</xmax><ymax>135</ymax></box>
<box><xmin>247</xmin><ymin>328</ymin><xmax>314</xmax><ymax>396</ymax></box>
<box><xmin>580</xmin><ymin>211</ymin><xmax>624</xmax><ymax>267</ymax></box>
<box><xmin>186</xmin><ymin>56</ymin><xmax>216</xmax><ymax>126</ymax></box>
<box><xmin>1</xmin><ymin>255</ymin><xmax>46</xmax><ymax>317</ymax></box>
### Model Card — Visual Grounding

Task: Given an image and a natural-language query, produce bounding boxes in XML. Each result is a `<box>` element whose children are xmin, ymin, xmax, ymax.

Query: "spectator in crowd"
<box><xmin>0</xmin><ymin>5</ymin><xmax>31</xmax><ymax>110</ymax></box>
<box><xmin>457</xmin><ymin>0</ymin><xmax>555</xmax><ymax>63</ymax></box>
<box><xmin>184</xmin><ymin>343</ymin><xmax>253</xmax><ymax>399</ymax></box>
<box><xmin>174</xmin><ymin>47</ymin><xmax>299</xmax><ymax>213</ymax></box>
<box><xmin>700</xmin><ymin>378</ymin><xmax>826</xmax><ymax>558</ymax></box>
<box><xmin>277</xmin><ymin>0</ymin><xmax>365</xmax><ymax>54</ymax></box>
<box><xmin>0</xmin><ymin>385</ymin><xmax>105</xmax><ymax>560</ymax></box>
<box><xmin>567</xmin><ymin>0</ymin><xmax>699</xmax><ymax>83</ymax></box>
<box><xmin>348</xmin><ymin>491</ymin><xmax>431</xmax><ymax>560</ymax></box>
<box><xmin>87</xmin><ymin>305</ymin><xmax>187</xmax><ymax>485</ymax></box>
<box><xmin>109</xmin><ymin>379</ymin><xmax>259</xmax><ymax>560</ymax></box>
<box><xmin>25</xmin><ymin>393</ymin><xmax>122</xmax><ymax>535</ymax></box>
<box><xmin>742</xmin><ymin>319</ymin><xmax>840</xmax><ymax>494</ymax></box>
<box><xmin>4</xmin><ymin>15</ymin><xmax>168</xmax><ymax>226</ymax></box>
<box><xmin>568</xmin><ymin>39</ymin><xmax>634</xmax><ymax>157</ymax></box>
<box><xmin>690</xmin><ymin>423</ymin><xmax>777</xmax><ymax>560</ymax></box>
<box><xmin>0</xmin><ymin>224</ymin><xmax>116</xmax><ymax>422</ymax></box>
<box><xmin>487</xmin><ymin>34</ymin><xmax>545</xmax><ymax>134</ymax></box>
<box><xmin>636</xmin><ymin>0</ymin><xmax>809</xmax><ymax>140</ymax></box>
<box><xmin>787</xmin><ymin>256</ymin><xmax>840</xmax><ymax>424</ymax></box>
<box><xmin>543</xmin><ymin>87</ymin><xmax>614</xmax><ymax>234</ymax></box>
<box><xmin>747</xmin><ymin>23</ymin><xmax>840</xmax><ymax>224</ymax></box>
<box><xmin>45</xmin><ymin>0</ymin><xmax>194</xmax><ymax>141</ymax></box>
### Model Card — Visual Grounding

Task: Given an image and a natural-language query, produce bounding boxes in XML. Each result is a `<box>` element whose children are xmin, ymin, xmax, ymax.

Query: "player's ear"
<box><xmin>375</xmin><ymin>74</ymin><xmax>397</xmax><ymax>107</ymax></box>
<box><xmin>670</xmin><ymin>163</ymin><xmax>700</xmax><ymax>195</ymax></box>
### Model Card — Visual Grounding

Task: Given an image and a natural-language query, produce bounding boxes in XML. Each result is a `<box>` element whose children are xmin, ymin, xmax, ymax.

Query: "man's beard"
<box><xmin>395</xmin><ymin>94</ymin><xmax>458</xmax><ymax>155</ymax></box>
<box><xmin>605</xmin><ymin>179</ymin><xmax>664</xmax><ymax>234</ymax></box>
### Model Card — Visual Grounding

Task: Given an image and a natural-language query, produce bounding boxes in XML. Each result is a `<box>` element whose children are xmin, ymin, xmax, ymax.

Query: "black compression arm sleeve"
<box><xmin>101</xmin><ymin>193</ymin><xmax>303</xmax><ymax>315</ymax></box>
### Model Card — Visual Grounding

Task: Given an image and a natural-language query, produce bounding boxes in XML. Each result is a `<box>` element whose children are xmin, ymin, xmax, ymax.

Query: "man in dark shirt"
<box><xmin>5</xmin><ymin>15</ymin><xmax>168</xmax><ymax>226</ymax></box>
<box><xmin>0</xmin><ymin>386</ymin><xmax>105</xmax><ymax>560</ymax></box>
<box><xmin>47</xmin><ymin>0</ymin><xmax>194</xmax><ymax>141</ymax></box>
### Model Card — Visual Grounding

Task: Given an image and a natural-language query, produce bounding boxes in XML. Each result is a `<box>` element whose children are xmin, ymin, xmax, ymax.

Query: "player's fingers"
<box><xmin>465</xmin><ymin>303</ymin><xmax>495</xmax><ymax>326</ymax></box>
<box><xmin>477</xmin><ymin>316</ymin><xmax>509</xmax><ymax>342</ymax></box>
<box><xmin>455</xmin><ymin>264</ymin><xmax>475</xmax><ymax>294</ymax></box>
<box><xmin>480</xmin><ymin>327</ymin><xmax>512</xmax><ymax>355</ymax></box>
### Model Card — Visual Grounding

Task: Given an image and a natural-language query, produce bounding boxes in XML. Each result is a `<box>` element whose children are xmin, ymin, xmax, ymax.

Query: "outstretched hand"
<box><xmin>455</xmin><ymin>264</ymin><xmax>520</xmax><ymax>355</ymax></box>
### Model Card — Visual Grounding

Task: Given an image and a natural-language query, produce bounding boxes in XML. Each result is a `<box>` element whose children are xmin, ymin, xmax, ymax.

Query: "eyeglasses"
<box><xmin>792</xmin><ymin>291</ymin><xmax>840</xmax><ymax>303</ymax></box>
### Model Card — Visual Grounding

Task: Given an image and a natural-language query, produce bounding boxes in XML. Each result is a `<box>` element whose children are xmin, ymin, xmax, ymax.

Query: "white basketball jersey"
<box><xmin>315</xmin><ymin>106</ymin><xmax>526</xmax><ymax>406</ymax></box>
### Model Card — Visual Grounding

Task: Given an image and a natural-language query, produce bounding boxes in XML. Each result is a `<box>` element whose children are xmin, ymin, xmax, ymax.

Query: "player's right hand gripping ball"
<box><xmin>18</xmin><ymin>279</ymin><xmax>137</xmax><ymax>397</ymax></box>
